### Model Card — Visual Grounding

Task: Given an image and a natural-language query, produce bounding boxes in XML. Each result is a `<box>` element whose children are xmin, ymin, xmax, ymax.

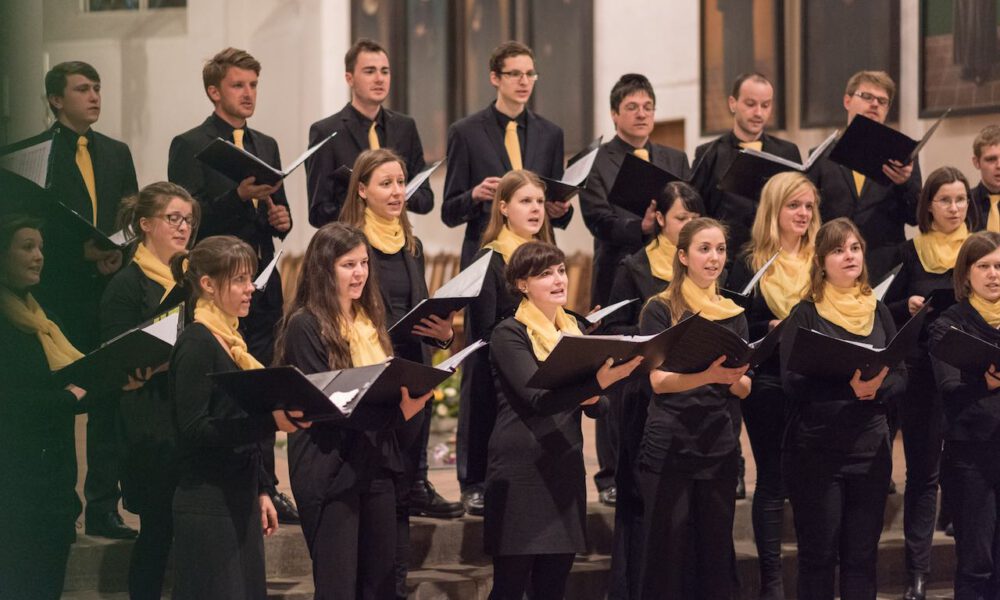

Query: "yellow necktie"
<box><xmin>989</xmin><ymin>194</ymin><xmax>1000</xmax><ymax>233</ymax></box>
<box><xmin>76</xmin><ymin>136</ymin><xmax>97</xmax><ymax>223</ymax></box>
<box><xmin>504</xmin><ymin>120</ymin><xmax>523</xmax><ymax>171</ymax></box>
<box><xmin>232</xmin><ymin>129</ymin><xmax>258</xmax><ymax>209</ymax></box>
<box><xmin>368</xmin><ymin>121</ymin><xmax>380</xmax><ymax>150</ymax></box>
<box><xmin>633</xmin><ymin>147</ymin><xmax>650</xmax><ymax>162</ymax></box>
<box><xmin>852</xmin><ymin>171</ymin><xmax>866</xmax><ymax>197</ymax></box>
<box><xmin>739</xmin><ymin>140</ymin><xmax>763</xmax><ymax>152</ymax></box>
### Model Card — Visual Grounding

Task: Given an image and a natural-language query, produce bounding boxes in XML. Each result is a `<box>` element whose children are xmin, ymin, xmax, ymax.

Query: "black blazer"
<box><xmin>807</xmin><ymin>141</ymin><xmax>921</xmax><ymax>280</ymax></box>
<box><xmin>442</xmin><ymin>105</ymin><xmax>571</xmax><ymax>267</ymax></box>
<box><xmin>578</xmin><ymin>135</ymin><xmax>690</xmax><ymax>308</ymax></box>
<box><xmin>692</xmin><ymin>131</ymin><xmax>801</xmax><ymax>256</ymax></box>
<box><xmin>305</xmin><ymin>103</ymin><xmax>433</xmax><ymax>227</ymax></box>
<box><xmin>600</xmin><ymin>248</ymin><xmax>669</xmax><ymax>336</ymax></box>
<box><xmin>969</xmin><ymin>182</ymin><xmax>992</xmax><ymax>232</ymax></box>
<box><xmin>168</xmin><ymin>114</ymin><xmax>291</xmax><ymax>364</ymax></box>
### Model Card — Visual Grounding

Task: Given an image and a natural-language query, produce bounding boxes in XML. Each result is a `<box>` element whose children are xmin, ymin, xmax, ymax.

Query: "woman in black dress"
<box><xmin>780</xmin><ymin>218</ymin><xmax>906</xmax><ymax>600</ymax></box>
<box><xmin>274</xmin><ymin>222</ymin><xmax>430</xmax><ymax>600</ymax></box>
<box><xmin>727</xmin><ymin>171</ymin><xmax>820</xmax><ymax>600</ymax></box>
<box><xmin>458</xmin><ymin>169</ymin><xmax>555</xmax><ymax>516</ymax></box>
<box><xmin>0</xmin><ymin>215</ymin><xmax>87</xmax><ymax>600</ymax></box>
<box><xmin>637</xmin><ymin>217</ymin><xmax>751</xmax><ymax>599</ymax></box>
<box><xmin>486</xmin><ymin>241</ymin><xmax>641</xmax><ymax>599</ymax></box>
<box><xmin>883</xmin><ymin>167</ymin><xmax>976</xmax><ymax>600</ymax></box>
<box><xmin>928</xmin><ymin>231</ymin><xmax>1000</xmax><ymax>600</ymax></box>
<box><xmin>99</xmin><ymin>181</ymin><xmax>198</xmax><ymax>600</ymax></box>
<box><xmin>167</xmin><ymin>235</ymin><xmax>306</xmax><ymax>600</ymax></box>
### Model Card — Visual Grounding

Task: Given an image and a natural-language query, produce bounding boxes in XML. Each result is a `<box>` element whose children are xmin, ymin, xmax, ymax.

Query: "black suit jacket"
<box><xmin>578</xmin><ymin>135</ymin><xmax>690</xmax><ymax>307</ymax></box>
<box><xmin>807</xmin><ymin>140</ymin><xmax>921</xmax><ymax>281</ymax></box>
<box><xmin>692</xmin><ymin>131</ymin><xmax>801</xmax><ymax>257</ymax></box>
<box><xmin>167</xmin><ymin>114</ymin><xmax>291</xmax><ymax>364</ymax></box>
<box><xmin>970</xmin><ymin>182</ymin><xmax>992</xmax><ymax>231</ymax></box>
<box><xmin>305</xmin><ymin>103</ymin><xmax>433</xmax><ymax>227</ymax></box>
<box><xmin>442</xmin><ymin>105</ymin><xmax>572</xmax><ymax>267</ymax></box>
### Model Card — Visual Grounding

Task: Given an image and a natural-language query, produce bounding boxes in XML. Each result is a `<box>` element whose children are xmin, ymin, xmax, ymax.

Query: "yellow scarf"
<box><xmin>913</xmin><ymin>224</ymin><xmax>969</xmax><ymax>274</ymax></box>
<box><xmin>133</xmin><ymin>242</ymin><xmax>176</xmax><ymax>301</ymax></box>
<box><xmin>342</xmin><ymin>308</ymin><xmax>389</xmax><ymax>367</ymax></box>
<box><xmin>815</xmin><ymin>282</ymin><xmax>876</xmax><ymax>336</ymax></box>
<box><xmin>970</xmin><ymin>292</ymin><xmax>1000</xmax><ymax>328</ymax></box>
<box><xmin>513</xmin><ymin>298</ymin><xmax>582</xmax><ymax>361</ymax></box>
<box><xmin>0</xmin><ymin>288</ymin><xmax>84</xmax><ymax>370</ymax></box>
<box><xmin>759</xmin><ymin>248</ymin><xmax>812</xmax><ymax>320</ymax></box>
<box><xmin>679</xmin><ymin>277</ymin><xmax>744</xmax><ymax>321</ymax></box>
<box><xmin>193</xmin><ymin>298</ymin><xmax>263</xmax><ymax>370</ymax></box>
<box><xmin>363</xmin><ymin>208</ymin><xmax>405</xmax><ymax>255</ymax></box>
<box><xmin>484</xmin><ymin>226</ymin><xmax>530</xmax><ymax>263</ymax></box>
<box><xmin>645</xmin><ymin>234</ymin><xmax>676</xmax><ymax>282</ymax></box>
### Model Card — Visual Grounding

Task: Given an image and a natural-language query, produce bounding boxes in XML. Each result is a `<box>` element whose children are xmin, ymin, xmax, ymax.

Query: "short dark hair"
<box><xmin>202</xmin><ymin>48</ymin><xmax>261</xmax><ymax>101</ymax></box>
<box><xmin>489</xmin><ymin>41</ymin><xmax>533</xmax><ymax>75</ymax></box>
<box><xmin>916</xmin><ymin>166</ymin><xmax>977</xmax><ymax>233</ymax></box>
<box><xmin>610</xmin><ymin>73</ymin><xmax>655</xmax><ymax>112</ymax></box>
<box><xmin>730</xmin><ymin>72</ymin><xmax>772</xmax><ymax>99</ymax></box>
<box><xmin>0</xmin><ymin>215</ymin><xmax>44</xmax><ymax>255</ymax></box>
<box><xmin>345</xmin><ymin>38</ymin><xmax>388</xmax><ymax>73</ymax></box>
<box><xmin>954</xmin><ymin>231</ymin><xmax>1000</xmax><ymax>301</ymax></box>
<box><xmin>658</xmin><ymin>181</ymin><xmax>705</xmax><ymax>215</ymax></box>
<box><xmin>505</xmin><ymin>241</ymin><xmax>566</xmax><ymax>298</ymax></box>
<box><xmin>45</xmin><ymin>61</ymin><xmax>101</xmax><ymax>116</ymax></box>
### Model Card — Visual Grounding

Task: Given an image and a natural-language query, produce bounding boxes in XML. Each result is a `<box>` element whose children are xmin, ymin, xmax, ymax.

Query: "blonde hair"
<box><xmin>480</xmin><ymin>170</ymin><xmax>555</xmax><ymax>247</ymax></box>
<box><xmin>845</xmin><ymin>70</ymin><xmax>896</xmax><ymax>104</ymax></box>
<box><xmin>744</xmin><ymin>172</ymin><xmax>820</xmax><ymax>270</ymax></box>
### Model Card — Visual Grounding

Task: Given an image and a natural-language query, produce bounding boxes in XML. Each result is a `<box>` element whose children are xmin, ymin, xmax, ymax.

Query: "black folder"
<box><xmin>538</xmin><ymin>137</ymin><xmax>603</xmax><ymax>203</ymax></box>
<box><xmin>196</xmin><ymin>132</ymin><xmax>336</xmax><ymax>187</ymax></box>
<box><xmin>56</xmin><ymin>304</ymin><xmax>184</xmax><ymax>393</ymax></box>
<box><xmin>41</xmin><ymin>199</ymin><xmax>136</xmax><ymax>251</ymax></box>
<box><xmin>538</xmin><ymin>177</ymin><xmax>583</xmax><ymax>203</ymax></box>
<box><xmin>925</xmin><ymin>287</ymin><xmax>956</xmax><ymax>311</ymax></box>
<box><xmin>607</xmin><ymin>153</ymin><xmax>684</xmax><ymax>217</ymax></box>
<box><xmin>719</xmin><ymin>253</ymin><xmax>780</xmax><ymax>307</ymax></box>
<box><xmin>873</xmin><ymin>263</ymin><xmax>903</xmax><ymax>301</ymax></box>
<box><xmin>786</xmin><ymin>303</ymin><xmax>930</xmax><ymax>379</ymax></box>
<box><xmin>930</xmin><ymin>326</ymin><xmax>1000</xmax><ymax>374</ymax></box>
<box><xmin>659</xmin><ymin>315</ymin><xmax>786</xmax><ymax>373</ymax></box>
<box><xmin>717</xmin><ymin>131</ymin><xmax>837</xmax><ymax>199</ymax></box>
<box><xmin>828</xmin><ymin>110</ymin><xmax>950</xmax><ymax>186</ymax></box>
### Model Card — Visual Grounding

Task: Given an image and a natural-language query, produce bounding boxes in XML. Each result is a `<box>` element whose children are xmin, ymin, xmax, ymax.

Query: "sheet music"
<box><xmin>432</xmin><ymin>250</ymin><xmax>493</xmax><ymax>298</ymax></box>
<box><xmin>910</xmin><ymin>107</ymin><xmax>951</xmax><ymax>160</ymax></box>
<box><xmin>561</xmin><ymin>146</ymin><xmax>601</xmax><ymax>186</ymax></box>
<box><xmin>740</xmin><ymin>252</ymin><xmax>780</xmax><ymax>296</ymax></box>
<box><xmin>406</xmin><ymin>160</ymin><xmax>443</xmax><ymax>199</ymax></box>
<box><xmin>107</xmin><ymin>226</ymin><xmax>136</xmax><ymax>247</ymax></box>
<box><xmin>144</xmin><ymin>309</ymin><xmax>181</xmax><ymax>345</ymax></box>
<box><xmin>873</xmin><ymin>264</ymin><xmax>902</xmax><ymax>301</ymax></box>
<box><xmin>0</xmin><ymin>138</ymin><xmax>51</xmax><ymax>188</ymax></box>
<box><xmin>436</xmin><ymin>339</ymin><xmax>489</xmax><ymax>372</ymax></box>
<box><xmin>585</xmin><ymin>298</ymin><xmax>638</xmax><ymax>324</ymax></box>
<box><xmin>802</xmin><ymin>130</ymin><xmax>839</xmax><ymax>169</ymax></box>
<box><xmin>283</xmin><ymin>131</ymin><xmax>337</xmax><ymax>174</ymax></box>
<box><xmin>254</xmin><ymin>248</ymin><xmax>283</xmax><ymax>290</ymax></box>
<box><xmin>328</xmin><ymin>389</ymin><xmax>360</xmax><ymax>412</ymax></box>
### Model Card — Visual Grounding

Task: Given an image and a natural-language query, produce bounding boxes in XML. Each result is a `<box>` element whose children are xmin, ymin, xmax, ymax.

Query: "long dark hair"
<box><xmin>168</xmin><ymin>235</ymin><xmax>257</xmax><ymax>304</ymax></box>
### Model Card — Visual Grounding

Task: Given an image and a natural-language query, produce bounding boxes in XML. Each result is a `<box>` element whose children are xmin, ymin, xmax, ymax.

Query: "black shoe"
<box><xmin>888</xmin><ymin>479</ymin><xmax>898</xmax><ymax>494</ymax></box>
<box><xmin>85</xmin><ymin>511</ymin><xmax>138</xmax><ymax>540</ymax></box>
<box><xmin>736</xmin><ymin>476</ymin><xmax>746</xmax><ymax>500</ymax></box>
<box><xmin>270</xmin><ymin>490</ymin><xmax>300</xmax><ymax>524</ymax></box>
<box><xmin>903</xmin><ymin>572</ymin><xmax>926</xmax><ymax>600</ymax></box>
<box><xmin>409</xmin><ymin>480</ymin><xmax>465</xmax><ymax>519</ymax></box>
<box><xmin>945</xmin><ymin>522</ymin><xmax>955</xmax><ymax>537</ymax></box>
<box><xmin>599</xmin><ymin>486</ymin><xmax>617</xmax><ymax>507</ymax></box>
<box><xmin>461</xmin><ymin>488</ymin><xmax>485</xmax><ymax>516</ymax></box>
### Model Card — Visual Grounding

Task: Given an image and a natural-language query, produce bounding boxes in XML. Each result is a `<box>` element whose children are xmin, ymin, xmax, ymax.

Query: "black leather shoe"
<box><xmin>270</xmin><ymin>490</ymin><xmax>300</xmax><ymax>524</ymax></box>
<box><xmin>409</xmin><ymin>480</ymin><xmax>465</xmax><ymax>519</ymax></box>
<box><xmin>735</xmin><ymin>475</ymin><xmax>746</xmax><ymax>500</ymax></box>
<box><xmin>85</xmin><ymin>511</ymin><xmax>138</xmax><ymax>539</ymax></box>
<box><xmin>888</xmin><ymin>479</ymin><xmax>898</xmax><ymax>494</ymax></box>
<box><xmin>461</xmin><ymin>489</ymin><xmax>485</xmax><ymax>516</ymax></box>
<box><xmin>599</xmin><ymin>486</ymin><xmax>617</xmax><ymax>507</ymax></box>
<box><xmin>903</xmin><ymin>572</ymin><xmax>926</xmax><ymax>600</ymax></box>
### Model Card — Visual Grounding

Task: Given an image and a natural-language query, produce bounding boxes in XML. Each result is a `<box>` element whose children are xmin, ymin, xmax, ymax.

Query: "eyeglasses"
<box><xmin>499</xmin><ymin>70</ymin><xmax>539</xmax><ymax>81</ymax></box>
<box><xmin>159</xmin><ymin>213</ymin><xmax>196</xmax><ymax>229</ymax></box>
<box><xmin>853</xmin><ymin>91</ymin><xmax>890</xmax><ymax>107</ymax></box>
<box><xmin>932</xmin><ymin>197</ymin><xmax>969</xmax><ymax>208</ymax></box>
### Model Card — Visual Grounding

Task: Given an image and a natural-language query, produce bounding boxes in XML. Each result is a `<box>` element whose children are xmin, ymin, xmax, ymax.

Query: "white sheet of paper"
<box><xmin>406</xmin><ymin>160</ymin><xmax>443</xmax><ymax>199</ymax></box>
<box><xmin>741</xmin><ymin>252</ymin><xmax>780</xmax><ymax>296</ymax></box>
<box><xmin>328</xmin><ymin>389</ymin><xmax>360</xmax><ymax>412</ymax></box>
<box><xmin>432</xmin><ymin>249</ymin><xmax>494</xmax><ymax>299</ymax></box>
<box><xmin>561</xmin><ymin>146</ymin><xmax>601</xmax><ymax>186</ymax></box>
<box><xmin>0</xmin><ymin>139</ymin><xmax>52</xmax><ymax>188</ymax></box>
<box><xmin>585</xmin><ymin>298</ymin><xmax>638</xmax><ymax>324</ymax></box>
<box><xmin>436</xmin><ymin>339</ymin><xmax>488</xmax><ymax>372</ymax></box>
<box><xmin>144</xmin><ymin>309</ymin><xmax>181</xmax><ymax>345</ymax></box>
<box><xmin>254</xmin><ymin>248</ymin><xmax>283</xmax><ymax>290</ymax></box>
<box><xmin>284</xmin><ymin>131</ymin><xmax>337</xmax><ymax>175</ymax></box>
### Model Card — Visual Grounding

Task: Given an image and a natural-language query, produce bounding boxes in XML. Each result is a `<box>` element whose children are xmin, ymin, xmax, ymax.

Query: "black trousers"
<box><xmin>394</xmin><ymin>405</ymin><xmax>430</xmax><ymax>598</ymax></box>
<box><xmin>128</xmin><ymin>474</ymin><xmax>176</xmax><ymax>600</ymax></box>
<box><xmin>84</xmin><ymin>394</ymin><xmax>122</xmax><ymax>516</ymax></box>
<box><xmin>594</xmin><ymin>405</ymin><xmax>619</xmax><ymax>492</ymax></box>
<box><xmin>608</xmin><ymin>383</ymin><xmax>647</xmax><ymax>600</ymax></box>
<box><xmin>784</xmin><ymin>448</ymin><xmax>890</xmax><ymax>600</ymax></box>
<box><xmin>638</xmin><ymin>461</ymin><xmax>737</xmax><ymax>599</ymax></box>
<box><xmin>456</xmin><ymin>351</ymin><xmax>497</xmax><ymax>492</ymax></box>
<box><xmin>742</xmin><ymin>377</ymin><xmax>788</xmax><ymax>599</ymax></box>
<box><xmin>0</xmin><ymin>526</ymin><xmax>72</xmax><ymax>600</ymax></box>
<box><xmin>901</xmin><ymin>363</ymin><xmax>944</xmax><ymax>576</ymax></box>
<box><xmin>298</xmin><ymin>477</ymin><xmax>396</xmax><ymax>600</ymax></box>
<box><xmin>942</xmin><ymin>441</ymin><xmax>1000</xmax><ymax>600</ymax></box>
<box><xmin>489</xmin><ymin>553</ymin><xmax>575</xmax><ymax>600</ymax></box>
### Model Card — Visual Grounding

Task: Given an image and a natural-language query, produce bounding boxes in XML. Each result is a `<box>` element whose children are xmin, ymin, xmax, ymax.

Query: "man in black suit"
<box><xmin>692</xmin><ymin>72</ymin><xmax>802</xmax><ymax>259</ymax></box>
<box><xmin>971</xmin><ymin>124</ymin><xmax>1000</xmax><ymax>231</ymax></box>
<box><xmin>305</xmin><ymin>38</ymin><xmax>433</xmax><ymax>226</ymax></box>
<box><xmin>442</xmin><ymin>40</ymin><xmax>573</xmax><ymax>268</ymax></box>
<box><xmin>808</xmin><ymin>70</ymin><xmax>921</xmax><ymax>281</ymax></box>
<box><xmin>167</xmin><ymin>47</ymin><xmax>298</xmax><ymax>524</ymax></box>
<box><xmin>31</xmin><ymin>61</ymin><xmax>140</xmax><ymax>541</ymax></box>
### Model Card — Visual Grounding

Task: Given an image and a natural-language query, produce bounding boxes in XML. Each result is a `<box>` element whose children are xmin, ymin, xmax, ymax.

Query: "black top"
<box><xmin>724</xmin><ymin>256</ymin><xmax>789</xmax><ymax>380</ymax></box>
<box><xmin>600</xmin><ymin>248</ymin><xmax>669</xmax><ymax>336</ymax></box>
<box><xmin>779</xmin><ymin>300</ymin><xmax>906</xmax><ymax>458</ymax></box>
<box><xmin>882</xmin><ymin>239</ymin><xmax>954</xmax><ymax>362</ymax></box>
<box><xmin>692</xmin><ymin>130</ymin><xmax>801</xmax><ymax>257</ymax></box>
<box><xmin>929</xmin><ymin>300</ymin><xmax>1000</xmax><ymax>443</ymax></box>
<box><xmin>280</xmin><ymin>311</ymin><xmax>404</xmax><ymax>509</ymax></box>
<box><xmin>969</xmin><ymin>181</ymin><xmax>993</xmax><ymax>232</ymax></box>
<box><xmin>638</xmin><ymin>298</ymin><xmax>748</xmax><ymax>475</ymax></box>
<box><xmin>374</xmin><ymin>248</ymin><xmax>412</xmax><ymax>326</ymax></box>
<box><xmin>305</xmin><ymin>103</ymin><xmax>433</xmax><ymax>226</ymax></box>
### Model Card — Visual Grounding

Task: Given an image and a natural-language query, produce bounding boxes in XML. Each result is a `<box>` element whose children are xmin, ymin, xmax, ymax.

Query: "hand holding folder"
<box><xmin>717</xmin><ymin>131</ymin><xmax>837</xmax><ymax>199</ymax></box>
<box><xmin>196</xmin><ymin>131</ymin><xmax>337</xmax><ymax>187</ymax></box>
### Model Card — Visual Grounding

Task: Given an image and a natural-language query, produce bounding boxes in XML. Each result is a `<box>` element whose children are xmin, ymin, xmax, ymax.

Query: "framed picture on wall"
<box><xmin>920</xmin><ymin>0</ymin><xmax>1000</xmax><ymax>118</ymax></box>
<box><xmin>800</xmin><ymin>0</ymin><xmax>900</xmax><ymax>128</ymax></box>
<box><xmin>700</xmin><ymin>0</ymin><xmax>785</xmax><ymax>136</ymax></box>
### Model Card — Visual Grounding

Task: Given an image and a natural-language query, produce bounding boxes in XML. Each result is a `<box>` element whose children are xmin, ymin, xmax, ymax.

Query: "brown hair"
<box><xmin>973</xmin><ymin>125</ymin><xmax>1000</xmax><ymax>159</ymax></box>
<box><xmin>845</xmin><ymin>70</ymin><xmax>896</xmax><ymax>105</ymax></box>
<box><xmin>489</xmin><ymin>41</ymin><xmax>533</xmax><ymax>75</ymax></box>
<box><xmin>202</xmin><ymin>48</ymin><xmax>261</xmax><ymax>101</ymax></box>
<box><xmin>345</xmin><ymin>38</ymin><xmax>388</xmax><ymax>72</ymax></box>
<box><xmin>480</xmin><ymin>170</ymin><xmax>556</xmax><ymax>247</ymax></box>
<box><xmin>729</xmin><ymin>72</ymin><xmax>772</xmax><ymax>99</ymax></box>
<box><xmin>805</xmin><ymin>218</ymin><xmax>872</xmax><ymax>302</ymax></box>
<box><xmin>504</xmin><ymin>241</ymin><xmax>566</xmax><ymax>298</ymax></box>
<box><xmin>954</xmin><ymin>231</ymin><xmax>1000</xmax><ymax>301</ymax></box>
<box><xmin>274</xmin><ymin>223</ymin><xmax>391</xmax><ymax>369</ymax></box>
<box><xmin>169</xmin><ymin>235</ymin><xmax>258</xmax><ymax>304</ymax></box>
<box><xmin>0</xmin><ymin>214</ymin><xmax>43</xmax><ymax>255</ymax></box>
<box><xmin>656</xmin><ymin>217</ymin><xmax>728</xmax><ymax>322</ymax></box>
<box><xmin>45</xmin><ymin>61</ymin><xmax>101</xmax><ymax>116</ymax></box>
<box><xmin>916</xmin><ymin>166</ymin><xmax>977</xmax><ymax>233</ymax></box>
<box><xmin>339</xmin><ymin>149</ymin><xmax>418</xmax><ymax>255</ymax></box>
<box><xmin>610</xmin><ymin>73</ymin><xmax>655</xmax><ymax>112</ymax></box>
<box><xmin>117</xmin><ymin>181</ymin><xmax>200</xmax><ymax>243</ymax></box>
<box><xmin>744</xmin><ymin>172</ymin><xmax>821</xmax><ymax>270</ymax></box>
